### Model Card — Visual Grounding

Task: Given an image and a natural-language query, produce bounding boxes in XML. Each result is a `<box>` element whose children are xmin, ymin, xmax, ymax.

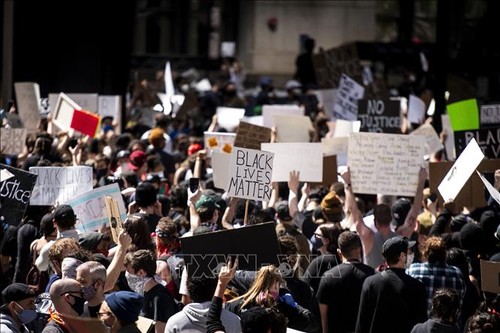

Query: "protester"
<box><xmin>99</xmin><ymin>291</ymin><xmax>143</xmax><ymax>333</ymax></box>
<box><xmin>0</xmin><ymin>283</ymin><xmax>37</xmax><ymax>333</ymax></box>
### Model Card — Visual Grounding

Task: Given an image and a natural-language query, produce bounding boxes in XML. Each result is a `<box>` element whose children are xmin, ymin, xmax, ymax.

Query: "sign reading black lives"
<box><xmin>454</xmin><ymin>127</ymin><xmax>500</xmax><ymax>159</ymax></box>
<box><xmin>0</xmin><ymin>164</ymin><xmax>38</xmax><ymax>226</ymax></box>
<box><xmin>358</xmin><ymin>99</ymin><xmax>401</xmax><ymax>133</ymax></box>
<box><xmin>181</xmin><ymin>222</ymin><xmax>280</xmax><ymax>278</ymax></box>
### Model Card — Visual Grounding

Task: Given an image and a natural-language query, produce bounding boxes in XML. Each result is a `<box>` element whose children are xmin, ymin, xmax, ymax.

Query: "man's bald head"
<box><xmin>49</xmin><ymin>279</ymin><xmax>83</xmax><ymax>315</ymax></box>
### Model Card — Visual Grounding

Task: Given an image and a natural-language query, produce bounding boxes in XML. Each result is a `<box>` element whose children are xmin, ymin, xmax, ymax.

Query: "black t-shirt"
<box><xmin>302</xmin><ymin>253</ymin><xmax>341</xmax><ymax>295</ymax></box>
<box><xmin>317</xmin><ymin>262</ymin><xmax>375</xmax><ymax>333</ymax></box>
<box><xmin>14</xmin><ymin>221</ymin><xmax>38</xmax><ymax>283</ymax></box>
<box><xmin>142</xmin><ymin>283</ymin><xmax>178</xmax><ymax>323</ymax></box>
<box><xmin>88</xmin><ymin>303</ymin><xmax>101</xmax><ymax>318</ymax></box>
<box><xmin>0</xmin><ymin>225</ymin><xmax>19</xmax><ymax>258</ymax></box>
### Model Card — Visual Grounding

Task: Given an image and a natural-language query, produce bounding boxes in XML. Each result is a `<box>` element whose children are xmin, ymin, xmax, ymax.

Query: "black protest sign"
<box><xmin>358</xmin><ymin>99</ymin><xmax>401</xmax><ymax>133</ymax></box>
<box><xmin>234</xmin><ymin>121</ymin><xmax>272</xmax><ymax>150</ymax></box>
<box><xmin>454</xmin><ymin>127</ymin><xmax>500</xmax><ymax>159</ymax></box>
<box><xmin>227</xmin><ymin>147</ymin><xmax>274</xmax><ymax>201</ymax></box>
<box><xmin>181</xmin><ymin>222</ymin><xmax>280</xmax><ymax>278</ymax></box>
<box><xmin>0</xmin><ymin>164</ymin><xmax>38</xmax><ymax>226</ymax></box>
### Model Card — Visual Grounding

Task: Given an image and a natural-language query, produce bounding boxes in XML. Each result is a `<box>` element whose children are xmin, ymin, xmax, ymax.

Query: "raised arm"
<box><xmin>104</xmin><ymin>230</ymin><xmax>132</xmax><ymax>292</ymax></box>
<box><xmin>398</xmin><ymin>166</ymin><xmax>427</xmax><ymax>239</ymax></box>
<box><xmin>288</xmin><ymin>170</ymin><xmax>300</xmax><ymax>219</ymax></box>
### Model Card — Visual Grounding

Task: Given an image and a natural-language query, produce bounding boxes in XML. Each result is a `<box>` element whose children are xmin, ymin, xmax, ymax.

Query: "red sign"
<box><xmin>70</xmin><ymin>109</ymin><xmax>100</xmax><ymax>137</ymax></box>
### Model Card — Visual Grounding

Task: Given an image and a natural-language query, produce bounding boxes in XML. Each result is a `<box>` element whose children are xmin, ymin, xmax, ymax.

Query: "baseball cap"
<box><xmin>127</xmin><ymin>150</ymin><xmax>147</xmax><ymax>172</ymax></box>
<box><xmin>195</xmin><ymin>195</ymin><xmax>220</xmax><ymax>211</ymax></box>
<box><xmin>382</xmin><ymin>236</ymin><xmax>416</xmax><ymax>259</ymax></box>
<box><xmin>391</xmin><ymin>198</ymin><xmax>412</xmax><ymax>228</ymax></box>
<box><xmin>2</xmin><ymin>283</ymin><xmax>35</xmax><ymax>304</ymax></box>
<box><xmin>276</xmin><ymin>201</ymin><xmax>292</xmax><ymax>221</ymax></box>
<box><xmin>54</xmin><ymin>204</ymin><xmax>76</xmax><ymax>224</ymax></box>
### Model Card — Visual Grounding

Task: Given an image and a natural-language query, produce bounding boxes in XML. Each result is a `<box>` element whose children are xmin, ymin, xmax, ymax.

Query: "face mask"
<box><xmin>310</xmin><ymin>234</ymin><xmax>323</xmax><ymax>251</ymax></box>
<box><xmin>125</xmin><ymin>271</ymin><xmax>147</xmax><ymax>295</ymax></box>
<box><xmin>14</xmin><ymin>302</ymin><xmax>38</xmax><ymax>324</ymax></box>
<box><xmin>96</xmin><ymin>168</ymin><xmax>108</xmax><ymax>179</ymax></box>
<box><xmin>405</xmin><ymin>253</ymin><xmax>414</xmax><ymax>269</ymax></box>
<box><xmin>103</xmin><ymin>316</ymin><xmax>116</xmax><ymax>329</ymax></box>
<box><xmin>82</xmin><ymin>283</ymin><xmax>97</xmax><ymax>301</ymax></box>
<box><xmin>70</xmin><ymin>295</ymin><xmax>86</xmax><ymax>315</ymax></box>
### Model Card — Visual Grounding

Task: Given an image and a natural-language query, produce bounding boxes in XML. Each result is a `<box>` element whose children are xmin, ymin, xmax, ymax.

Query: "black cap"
<box><xmin>276</xmin><ymin>201</ymin><xmax>292</xmax><ymax>221</ymax></box>
<box><xmin>135</xmin><ymin>182</ymin><xmax>157</xmax><ymax>207</ymax></box>
<box><xmin>391</xmin><ymin>198</ymin><xmax>411</xmax><ymax>228</ymax></box>
<box><xmin>54</xmin><ymin>204</ymin><xmax>76</xmax><ymax>223</ymax></box>
<box><xmin>240</xmin><ymin>306</ymin><xmax>271</xmax><ymax>332</ymax></box>
<box><xmin>382</xmin><ymin>236</ymin><xmax>416</xmax><ymax>259</ymax></box>
<box><xmin>2</xmin><ymin>283</ymin><xmax>35</xmax><ymax>304</ymax></box>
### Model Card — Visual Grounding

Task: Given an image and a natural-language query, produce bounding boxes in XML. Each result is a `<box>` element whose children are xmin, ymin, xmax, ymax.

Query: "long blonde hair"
<box><xmin>231</xmin><ymin>265</ymin><xmax>283</xmax><ymax>309</ymax></box>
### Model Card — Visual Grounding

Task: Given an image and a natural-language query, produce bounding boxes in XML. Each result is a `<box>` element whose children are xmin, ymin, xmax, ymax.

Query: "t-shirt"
<box><xmin>143</xmin><ymin>283</ymin><xmax>179</xmax><ymax>324</ymax></box>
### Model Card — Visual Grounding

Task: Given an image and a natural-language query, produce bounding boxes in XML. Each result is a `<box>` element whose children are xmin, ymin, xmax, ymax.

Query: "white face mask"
<box><xmin>125</xmin><ymin>271</ymin><xmax>147</xmax><ymax>295</ymax></box>
<box><xmin>405</xmin><ymin>252</ymin><xmax>415</xmax><ymax>269</ymax></box>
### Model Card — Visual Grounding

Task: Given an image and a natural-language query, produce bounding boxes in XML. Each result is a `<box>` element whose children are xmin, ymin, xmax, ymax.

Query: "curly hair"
<box><xmin>421</xmin><ymin>236</ymin><xmax>446</xmax><ymax>264</ymax></box>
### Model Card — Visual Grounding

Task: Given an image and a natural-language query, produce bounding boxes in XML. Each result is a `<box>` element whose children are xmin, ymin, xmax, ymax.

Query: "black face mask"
<box><xmin>70</xmin><ymin>295</ymin><xmax>86</xmax><ymax>315</ymax></box>
<box><xmin>225</xmin><ymin>90</ymin><xmax>237</xmax><ymax>97</ymax></box>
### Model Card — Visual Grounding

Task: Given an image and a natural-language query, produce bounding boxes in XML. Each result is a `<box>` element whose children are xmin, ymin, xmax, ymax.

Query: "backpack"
<box><xmin>26</xmin><ymin>242</ymin><xmax>49</xmax><ymax>295</ymax></box>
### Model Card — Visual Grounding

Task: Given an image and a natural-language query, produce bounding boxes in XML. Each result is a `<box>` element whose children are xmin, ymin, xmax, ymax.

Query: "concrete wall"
<box><xmin>238</xmin><ymin>1</ymin><xmax>376</xmax><ymax>76</ymax></box>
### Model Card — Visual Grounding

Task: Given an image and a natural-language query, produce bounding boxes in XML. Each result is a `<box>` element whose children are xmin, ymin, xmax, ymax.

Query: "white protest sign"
<box><xmin>211</xmin><ymin>151</ymin><xmax>231</xmax><ymax>190</ymax></box>
<box><xmin>204</xmin><ymin>131</ymin><xmax>236</xmax><ymax>156</ymax></box>
<box><xmin>314</xmin><ymin>89</ymin><xmax>337</xmax><ymax>118</ymax></box>
<box><xmin>481</xmin><ymin>104</ymin><xmax>500</xmax><ymax>125</ymax></box>
<box><xmin>274</xmin><ymin>114</ymin><xmax>312</xmax><ymax>142</ymax></box>
<box><xmin>52</xmin><ymin>93</ymin><xmax>80</xmax><ymax>132</ymax></box>
<box><xmin>347</xmin><ymin>132</ymin><xmax>426</xmax><ymax>196</ymax></box>
<box><xmin>321</xmin><ymin>137</ymin><xmax>348</xmax><ymax>166</ymax></box>
<box><xmin>66</xmin><ymin>93</ymin><xmax>98</xmax><ymax>113</ymax></box>
<box><xmin>408</xmin><ymin>94</ymin><xmax>426</xmax><ymax>124</ymax></box>
<box><xmin>262</xmin><ymin>105</ymin><xmax>304</xmax><ymax>128</ymax></box>
<box><xmin>334</xmin><ymin>119</ymin><xmax>360</xmax><ymax>138</ymax></box>
<box><xmin>241</xmin><ymin>115</ymin><xmax>264</xmax><ymax>126</ymax></box>
<box><xmin>261</xmin><ymin>143</ymin><xmax>323</xmax><ymax>182</ymax></box>
<box><xmin>227</xmin><ymin>147</ymin><xmax>274</xmax><ymax>201</ymax></box>
<box><xmin>332</xmin><ymin>74</ymin><xmax>364</xmax><ymax>121</ymax></box>
<box><xmin>0</xmin><ymin>128</ymin><xmax>27</xmax><ymax>155</ymax></box>
<box><xmin>67</xmin><ymin>183</ymin><xmax>127</xmax><ymax>233</ymax></box>
<box><xmin>476</xmin><ymin>171</ymin><xmax>500</xmax><ymax>205</ymax></box>
<box><xmin>441</xmin><ymin>114</ymin><xmax>455</xmax><ymax>160</ymax></box>
<box><xmin>98</xmin><ymin>95</ymin><xmax>121</xmax><ymax>118</ymax></box>
<box><xmin>216</xmin><ymin>107</ymin><xmax>245</xmax><ymax>132</ymax></box>
<box><xmin>29</xmin><ymin>166</ymin><xmax>93</xmax><ymax>205</ymax></box>
<box><xmin>410</xmin><ymin>124</ymin><xmax>444</xmax><ymax>156</ymax></box>
<box><xmin>437</xmin><ymin>138</ymin><xmax>484</xmax><ymax>201</ymax></box>
<box><xmin>14</xmin><ymin>82</ymin><xmax>41</xmax><ymax>132</ymax></box>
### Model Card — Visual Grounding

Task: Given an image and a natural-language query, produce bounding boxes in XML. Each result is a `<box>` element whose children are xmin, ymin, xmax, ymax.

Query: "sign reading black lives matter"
<box><xmin>227</xmin><ymin>147</ymin><xmax>274</xmax><ymax>201</ymax></box>
<box><xmin>0</xmin><ymin>164</ymin><xmax>38</xmax><ymax>226</ymax></box>
<box><xmin>454</xmin><ymin>127</ymin><xmax>500</xmax><ymax>159</ymax></box>
<box><xmin>358</xmin><ymin>99</ymin><xmax>401</xmax><ymax>133</ymax></box>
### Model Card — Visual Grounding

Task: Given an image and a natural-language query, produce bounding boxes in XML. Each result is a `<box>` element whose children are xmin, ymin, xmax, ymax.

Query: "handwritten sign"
<box><xmin>454</xmin><ymin>127</ymin><xmax>500</xmax><ymax>159</ymax></box>
<box><xmin>227</xmin><ymin>147</ymin><xmax>274</xmax><ymax>201</ymax></box>
<box><xmin>66</xmin><ymin>183</ymin><xmax>127</xmax><ymax>233</ymax></box>
<box><xmin>262</xmin><ymin>105</ymin><xmax>304</xmax><ymax>128</ymax></box>
<box><xmin>261</xmin><ymin>143</ymin><xmax>323</xmax><ymax>182</ymax></box>
<box><xmin>0</xmin><ymin>128</ymin><xmax>27</xmax><ymax>155</ymax></box>
<box><xmin>14</xmin><ymin>82</ymin><xmax>41</xmax><ymax>133</ymax></box>
<box><xmin>70</xmin><ymin>109</ymin><xmax>101</xmax><ymax>137</ymax></box>
<box><xmin>29</xmin><ymin>166</ymin><xmax>93</xmax><ymax>205</ymax></box>
<box><xmin>204</xmin><ymin>131</ymin><xmax>236</xmax><ymax>156</ymax></box>
<box><xmin>234</xmin><ymin>121</ymin><xmax>272</xmax><ymax>150</ymax></box>
<box><xmin>332</xmin><ymin>74</ymin><xmax>364</xmax><ymax>121</ymax></box>
<box><xmin>437</xmin><ymin>138</ymin><xmax>484</xmax><ymax>201</ymax></box>
<box><xmin>410</xmin><ymin>124</ymin><xmax>444</xmax><ymax>156</ymax></box>
<box><xmin>347</xmin><ymin>132</ymin><xmax>426</xmax><ymax>196</ymax></box>
<box><xmin>357</xmin><ymin>99</ymin><xmax>401</xmax><ymax>133</ymax></box>
<box><xmin>481</xmin><ymin>104</ymin><xmax>500</xmax><ymax>125</ymax></box>
<box><xmin>0</xmin><ymin>164</ymin><xmax>38</xmax><ymax>226</ymax></box>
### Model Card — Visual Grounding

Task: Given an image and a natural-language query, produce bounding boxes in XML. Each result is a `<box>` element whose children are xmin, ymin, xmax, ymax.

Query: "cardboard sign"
<box><xmin>211</xmin><ymin>151</ymin><xmax>231</xmax><ymax>190</ymax></box>
<box><xmin>454</xmin><ymin>127</ymin><xmax>500</xmax><ymax>159</ymax></box>
<box><xmin>216</xmin><ymin>107</ymin><xmax>245</xmax><ymax>132</ymax></box>
<box><xmin>410</xmin><ymin>124</ymin><xmax>444</xmax><ymax>156</ymax></box>
<box><xmin>52</xmin><ymin>93</ymin><xmax>80</xmax><ymax>132</ymax></box>
<box><xmin>357</xmin><ymin>99</ymin><xmax>401</xmax><ymax>133</ymax></box>
<box><xmin>480</xmin><ymin>260</ymin><xmax>500</xmax><ymax>293</ymax></box>
<box><xmin>437</xmin><ymin>138</ymin><xmax>484</xmax><ymax>202</ymax></box>
<box><xmin>227</xmin><ymin>147</ymin><xmax>274</xmax><ymax>201</ymax></box>
<box><xmin>181</xmin><ymin>222</ymin><xmax>280</xmax><ymax>278</ymax></box>
<box><xmin>14</xmin><ymin>82</ymin><xmax>41</xmax><ymax>132</ymax></box>
<box><xmin>105</xmin><ymin>195</ymin><xmax>124</xmax><ymax>244</ymax></box>
<box><xmin>204</xmin><ymin>131</ymin><xmax>236</xmax><ymax>156</ymax></box>
<box><xmin>261</xmin><ymin>142</ymin><xmax>323</xmax><ymax>182</ymax></box>
<box><xmin>332</xmin><ymin>74</ymin><xmax>364</xmax><ymax>121</ymax></box>
<box><xmin>29</xmin><ymin>166</ymin><xmax>93</xmax><ymax>205</ymax></box>
<box><xmin>441</xmin><ymin>114</ymin><xmax>455</xmax><ymax>160</ymax></box>
<box><xmin>321</xmin><ymin>137</ymin><xmax>348</xmax><ymax>166</ymax></box>
<box><xmin>262</xmin><ymin>105</ymin><xmax>304</xmax><ymax>128</ymax></box>
<box><xmin>274</xmin><ymin>114</ymin><xmax>312</xmax><ymax>142</ymax></box>
<box><xmin>0</xmin><ymin>164</ymin><xmax>38</xmax><ymax>226</ymax></box>
<box><xmin>70</xmin><ymin>109</ymin><xmax>101</xmax><ymax>137</ymax></box>
<box><xmin>446</xmin><ymin>99</ymin><xmax>480</xmax><ymax>131</ymax></box>
<box><xmin>65</xmin><ymin>183</ymin><xmax>126</xmax><ymax>233</ymax></box>
<box><xmin>408</xmin><ymin>94</ymin><xmax>426</xmax><ymax>125</ymax></box>
<box><xmin>347</xmin><ymin>133</ymin><xmax>426</xmax><ymax>196</ymax></box>
<box><xmin>59</xmin><ymin>314</ymin><xmax>108</xmax><ymax>333</ymax></box>
<box><xmin>0</xmin><ymin>128</ymin><xmax>27</xmax><ymax>155</ymax></box>
<box><xmin>481</xmin><ymin>104</ymin><xmax>500</xmax><ymax>125</ymax></box>
<box><xmin>234</xmin><ymin>121</ymin><xmax>272</xmax><ymax>150</ymax></box>
<box><xmin>429</xmin><ymin>160</ymin><xmax>500</xmax><ymax>209</ymax></box>
<box><xmin>309</xmin><ymin>155</ymin><xmax>338</xmax><ymax>187</ymax></box>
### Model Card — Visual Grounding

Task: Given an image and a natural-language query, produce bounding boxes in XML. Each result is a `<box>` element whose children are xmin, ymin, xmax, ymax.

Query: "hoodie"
<box><xmin>164</xmin><ymin>301</ymin><xmax>240</xmax><ymax>333</ymax></box>
<box><xmin>0</xmin><ymin>311</ymin><xmax>23</xmax><ymax>333</ymax></box>
<box><xmin>411</xmin><ymin>319</ymin><xmax>461</xmax><ymax>333</ymax></box>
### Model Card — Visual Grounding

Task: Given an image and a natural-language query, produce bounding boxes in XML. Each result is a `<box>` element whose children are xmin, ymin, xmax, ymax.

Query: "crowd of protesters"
<box><xmin>1</xmin><ymin>47</ymin><xmax>500</xmax><ymax>333</ymax></box>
